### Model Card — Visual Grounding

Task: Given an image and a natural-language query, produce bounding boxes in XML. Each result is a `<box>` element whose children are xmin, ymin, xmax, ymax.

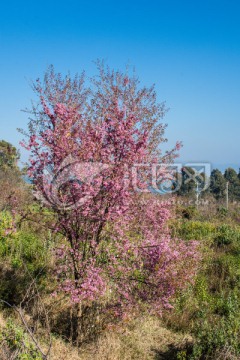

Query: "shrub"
<box><xmin>213</xmin><ymin>224</ymin><xmax>240</xmax><ymax>247</ymax></box>
<box><xmin>176</xmin><ymin>206</ymin><xmax>199</xmax><ymax>220</ymax></box>
<box><xmin>0</xmin><ymin>211</ymin><xmax>51</xmax><ymax>304</ymax></box>
<box><xmin>171</xmin><ymin>220</ymin><xmax>216</xmax><ymax>241</ymax></box>
<box><xmin>0</xmin><ymin>319</ymin><xmax>43</xmax><ymax>359</ymax></box>
<box><xmin>217</xmin><ymin>206</ymin><xmax>228</xmax><ymax>218</ymax></box>
<box><xmin>0</xmin><ymin>214</ymin><xmax>49</xmax><ymax>273</ymax></box>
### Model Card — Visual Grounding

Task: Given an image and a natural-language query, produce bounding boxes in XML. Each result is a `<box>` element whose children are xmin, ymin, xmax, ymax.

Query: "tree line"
<box><xmin>177</xmin><ymin>166</ymin><xmax>240</xmax><ymax>201</ymax></box>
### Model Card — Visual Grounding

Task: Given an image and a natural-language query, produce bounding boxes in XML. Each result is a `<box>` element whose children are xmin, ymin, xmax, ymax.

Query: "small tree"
<box><xmin>177</xmin><ymin>167</ymin><xmax>196</xmax><ymax>197</ymax></box>
<box><xmin>0</xmin><ymin>140</ymin><xmax>30</xmax><ymax>213</ymax></box>
<box><xmin>224</xmin><ymin>168</ymin><xmax>240</xmax><ymax>201</ymax></box>
<box><xmin>21</xmin><ymin>64</ymin><xmax>199</xmax><ymax>344</ymax></box>
<box><xmin>0</xmin><ymin>140</ymin><xmax>19</xmax><ymax>169</ymax></box>
<box><xmin>210</xmin><ymin>169</ymin><xmax>226</xmax><ymax>200</ymax></box>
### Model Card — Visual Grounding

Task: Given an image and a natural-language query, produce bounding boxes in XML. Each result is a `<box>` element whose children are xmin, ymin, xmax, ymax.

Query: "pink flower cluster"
<box><xmin>22</xmin><ymin>65</ymin><xmax>199</xmax><ymax>314</ymax></box>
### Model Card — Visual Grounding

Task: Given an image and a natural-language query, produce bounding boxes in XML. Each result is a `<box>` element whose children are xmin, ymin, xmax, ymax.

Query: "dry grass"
<box><xmin>47</xmin><ymin>338</ymin><xmax>81</xmax><ymax>360</ymax></box>
<box><xmin>78</xmin><ymin>316</ymin><xmax>192</xmax><ymax>360</ymax></box>
<box><xmin>0</xmin><ymin>310</ymin><xmax>192</xmax><ymax>360</ymax></box>
<box><xmin>214</xmin><ymin>347</ymin><xmax>240</xmax><ymax>360</ymax></box>
<box><xmin>0</xmin><ymin>312</ymin><xmax>6</xmax><ymax>327</ymax></box>
<box><xmin>40</xmin><ymin>293</ymin><xmax>192</xmax><ymax>359</ymax></box>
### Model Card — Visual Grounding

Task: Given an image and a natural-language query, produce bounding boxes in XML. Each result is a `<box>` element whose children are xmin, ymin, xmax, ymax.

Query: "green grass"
<box><xmin>168</xmin><ymin>216</ymin><xmax>240</xmax><ymax>359</ymax></box>
<box><xmin>1</xmin><ymin>207</ymin><xmax>240</xmax><ymax>359</ymax></box>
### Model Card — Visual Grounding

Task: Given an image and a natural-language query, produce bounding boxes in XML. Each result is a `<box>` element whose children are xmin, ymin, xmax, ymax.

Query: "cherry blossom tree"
<box><xmin>20</xmin><ymin>63</ymin><xmax>199</xmax><ymax>343</ymax></box>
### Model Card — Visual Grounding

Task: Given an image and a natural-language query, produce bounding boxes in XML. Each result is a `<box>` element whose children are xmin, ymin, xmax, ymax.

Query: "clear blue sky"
<box><xmin>0</xmin><ymin>0</ymin><xmax>240</xmax><ymax>170</ymax></box>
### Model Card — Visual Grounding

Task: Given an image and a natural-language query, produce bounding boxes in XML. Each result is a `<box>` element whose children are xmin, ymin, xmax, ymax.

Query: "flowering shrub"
<box><xmin>21</xmin><ymin>64</ymin><xmax>199</xmax><ymax>318</ymax></box>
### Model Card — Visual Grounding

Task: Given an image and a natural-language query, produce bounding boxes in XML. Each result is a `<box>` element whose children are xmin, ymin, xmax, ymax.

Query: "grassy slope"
<box><xmin>1</xmin><ymin>204</ymin><xmax>240</xmax><ymax>359</ymax></box>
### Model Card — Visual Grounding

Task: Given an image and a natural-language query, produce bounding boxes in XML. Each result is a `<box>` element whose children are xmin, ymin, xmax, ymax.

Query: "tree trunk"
<box><xmin>76</xmin><ymin>302</ymin><xmax>83</xmax><ymax>350</ymax></box>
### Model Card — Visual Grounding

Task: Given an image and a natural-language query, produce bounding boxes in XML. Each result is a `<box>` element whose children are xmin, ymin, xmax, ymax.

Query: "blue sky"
<box><xmin>0</xmin><ymin>0</ymin><xmax>240</xmax><ymax>170</ymax></box>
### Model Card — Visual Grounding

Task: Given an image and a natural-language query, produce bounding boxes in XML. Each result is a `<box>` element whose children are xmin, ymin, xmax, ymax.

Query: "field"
<box><xmin>1</xmin><ymin>193</ymin><xmax>240</xmax><ymax>360</ymax></box>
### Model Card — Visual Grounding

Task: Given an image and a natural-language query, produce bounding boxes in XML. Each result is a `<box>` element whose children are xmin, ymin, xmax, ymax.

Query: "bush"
<box><xmin>190</xmin><ymin>301</ymin><xmax>240</xmax><ymax>359</ymax></box>
<box><xmin>217</xmin><ymin>206</ymin><xmax>228</xmax><ymax>218</ymax></box>
<box><xmin>167</xmin><ymin>219</ymin><xmax>240</xmax><ymax>359</ymax></box>
<box><xmin>0</xmin><ymin>213</ymin><xmax>49</xmax><ymax>273</ymax></box>
<box><xmin>0</xmin><ymin>211</ymin><xmax>51</xmax><ymax>304</ymax></box>
<box><xmin>171</xmin><ymin>220</ymin><xmax>216</xmax><ymax>241</ymax></box>
<box><xmin>0</xmin><ymin>167</ymin><xmax>32</xmax><ymax>213</ymax></box>
<box><xmin>176</xmin><ymin>206</ymin><xmax>199</xmax><ymax>220</ymax></box>
<box><xmin>0</xmin><ymin>319</ymin><xmax>43</xmax><ymax>359</ymax></box>
<box><xmin>213</xmin><ymin>224</ymin><xmax>240</xmax><ymax>247</ymax></box>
